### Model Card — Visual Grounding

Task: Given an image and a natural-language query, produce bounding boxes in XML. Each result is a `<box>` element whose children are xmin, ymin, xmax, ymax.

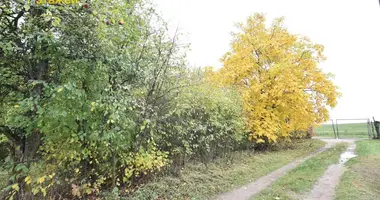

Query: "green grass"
<box><xmin>0</xmin><ymin>170</ymin><xmax>7</xmax><ymax>190</ymax></box>
<box><xmin>314</xmin><ymin>123</ymin><xmax>336</xmax><ymax>138</ymax></box>
<box><xmin>335</xmin><ymin>140</ymin><xmax>380</xmax><ymax>200</ymax></box>
<box><xmin>127</xmin><ymin>139</ymin><xmax>325</xmax><ymax>200</ymax></box>
<box><xmin>315</xmin><ymin>123</ymin><xmax>371</xmax><ymax>139</ymax></box>
<box><xmin>253</xmin><ymin>143</ymin><xmax>348</xmax><ymax>200</ymax></box>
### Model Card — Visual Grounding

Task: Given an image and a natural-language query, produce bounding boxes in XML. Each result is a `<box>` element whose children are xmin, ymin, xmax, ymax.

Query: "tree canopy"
<box><xmin>207</xmin><ymin>13</ymin><xmax>339</xmax><ymax>143</ymax></box>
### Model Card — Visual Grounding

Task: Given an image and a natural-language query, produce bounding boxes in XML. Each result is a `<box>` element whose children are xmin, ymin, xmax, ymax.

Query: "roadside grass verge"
<box><xmin>335</xmin><ymin>140</ymin><xmax>380</xmax><ymax>200</ymax></box>
<box><xmin>127</xmin><ymin>139</ymin><xmax>325</xmax><ymax>200</ymax></box>
<box><xmin>253</xmin><ymin>143</ymin><xmax>348</xmax><ymax>200</ymax></box>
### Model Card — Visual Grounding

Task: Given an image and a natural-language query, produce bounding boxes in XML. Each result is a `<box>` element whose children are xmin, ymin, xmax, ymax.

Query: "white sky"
<box><xmin>153</xmin><ymin>0</ymin><xmax>380</xmax><ymax>120</ymax></box>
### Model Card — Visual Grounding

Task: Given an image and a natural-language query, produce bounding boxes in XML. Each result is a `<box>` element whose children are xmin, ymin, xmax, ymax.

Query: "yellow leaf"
<box><xmin>25</xmin><ymin>176</ymin><xmax>32</xmax><ymax>185</ymax></box>
<box><xmin>75</xmin><ymin>168</ymin><xmax>79</xmax><ymax>173</ymax></box>
<box><xmin>91</xmin><ymin>102</ymin><xmax>96</xmax><ymax>106</ymax></box>
<box><xmin>39</xmin><ymin>176</ymin><xmax>45</xmax><ymax>184</ymax></box>
<box><xmin>256</xmin><ymin>138</ymin><xmax>265</xmax><ymax>143</ymax></box>
<box><xmin>11</xmin><ymin>184</ymin><xmax>19</xmax><ymax>191</ymax></box>
<box><xmin>14</xmin><ymin>105</ymin><xmax>19</xmax><ymax>108</ymax></box>
<box><xmin>42</xmin><ymin>188</ymin><xmax>47</xmax><ymax>196</ymax></box>
<box><xmin>57</xmin><ymin>88</ymin><xmax>63</xmax><ymax>93</ymax></box>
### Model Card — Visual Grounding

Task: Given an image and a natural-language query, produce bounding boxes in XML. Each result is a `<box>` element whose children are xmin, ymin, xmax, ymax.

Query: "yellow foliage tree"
<box><xmin>207</xmin><ymin>13</ymin><xmax>340</xmax><ymax>143</ymax></box>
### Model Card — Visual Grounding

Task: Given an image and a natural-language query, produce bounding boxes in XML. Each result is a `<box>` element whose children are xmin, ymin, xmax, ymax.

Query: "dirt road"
<box><xmin>215</xmin><ymin>138</ymin><xmax>359</xmax><ymax>200</ymax></box>
<box><xmin>305</xmin><ymin>139</ymin><xmax>357</xmax><ymax>200</ymax></box>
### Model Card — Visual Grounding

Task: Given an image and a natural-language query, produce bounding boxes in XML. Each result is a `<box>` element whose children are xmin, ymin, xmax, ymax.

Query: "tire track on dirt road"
<box><xmin>215</xmin><ymin>140</ymin><xmax>337</xmax><ymax>200</ymax></box>
<box><xmin>305</xmin><ymin>140</ymin><xmax>357</xmax><ymax>200</ymax></box>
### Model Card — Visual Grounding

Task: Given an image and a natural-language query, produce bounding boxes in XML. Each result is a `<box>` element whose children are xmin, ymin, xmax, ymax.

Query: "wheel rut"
<box><xmin>215</xmin><ymin>143</ymin><xmax>330</xmax><ymax>200</ymax></box>
<box><xmin>305</xmin><ymin>140</ymin><xmax>357</xmax><ymax>200</ymax></box>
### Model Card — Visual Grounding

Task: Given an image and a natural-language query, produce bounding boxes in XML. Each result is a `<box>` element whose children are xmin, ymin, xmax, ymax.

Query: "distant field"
<box><xmin>315</xmin><ymin>123</ymin><xmax>372</xmax><ymax>138</ymax></box>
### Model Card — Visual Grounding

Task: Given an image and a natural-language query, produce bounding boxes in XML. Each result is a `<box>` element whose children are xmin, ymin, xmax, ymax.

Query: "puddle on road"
<box><xmin>339</xmin><ymin>147</ymin><xmax>357</xmax><ymax>164</ymax></box>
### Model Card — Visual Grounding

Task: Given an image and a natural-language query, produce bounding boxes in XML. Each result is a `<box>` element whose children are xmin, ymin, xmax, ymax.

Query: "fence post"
<box><xmin>331</xmin><ymin>119</ymin><xmax>337</xmax><ymax>139</ymax></box>
<box><xmin>374</xmin><ymin>118</ymin><xmax>380</xmax><ymax>139</ymax></box>
<box><xmin>335</xmin><ymin>119</ymin><xmax>339</xmax><ymax>139</ymax></box>
<box><xmin>367</xmin><ymin>119</ymin><xmax>372</xmax><ymax>139</ymax></box>
<box><xmin>371</xmin><ymin>120</ymin><xmax>376</xmax><ymax>137</ymax></box>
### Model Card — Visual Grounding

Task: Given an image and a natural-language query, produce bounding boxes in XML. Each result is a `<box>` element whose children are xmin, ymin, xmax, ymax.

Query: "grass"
<box><xmin>335</xmin><ymin>140</ymin><xmax>380</xmax><ymax>200</ymax></box>
<box><xmin>0</xmin><ymin>170</ymin><xmax>7</xmax><ymax>190</ymax></box>
<box><xmin>315</xmin><ymin>123</ymin><xmax>371</xmax><ymax>139</ymax></box>
<box><xmin>127</xmin><ymin>139</ymin><xmax>325</xmax><ymax>200</ymax></box>
<box><xmin>253</xmin><ymin>143</ymin><xmax>348</xmax><ymax>200</ymax></box>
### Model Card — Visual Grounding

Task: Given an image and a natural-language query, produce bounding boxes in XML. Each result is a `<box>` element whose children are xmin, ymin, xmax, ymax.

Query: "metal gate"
<box><xmin>316</xmin><ymin>118</ymin><xmax>375</xmax><ymax>139</ymax></box>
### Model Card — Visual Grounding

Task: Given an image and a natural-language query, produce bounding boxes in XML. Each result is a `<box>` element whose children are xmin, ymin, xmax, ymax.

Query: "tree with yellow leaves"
<box><xmin>207</xmin><ymin>13</ymin><xmax>340</xmax><ymax>143</ymax></box>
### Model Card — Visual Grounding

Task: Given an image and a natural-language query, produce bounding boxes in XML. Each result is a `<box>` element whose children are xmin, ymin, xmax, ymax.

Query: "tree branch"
<box><xmin>0</xmin><ymin>125</ymin><xmax>21</xmax><ymax>144</ymax></box>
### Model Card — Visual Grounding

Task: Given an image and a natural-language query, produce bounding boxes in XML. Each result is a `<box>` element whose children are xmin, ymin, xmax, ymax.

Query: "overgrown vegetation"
<box><xmin>128</xmin><ymin>139</ymin><xmax>325</xmax><ymax>200</ymax></box>
<box><xmin>0</xmin><ymin>0</ymin><xmax>338</xmax><ymax>199</ymax></box>
<box><xmin>335</xmin><ymin>140</ymin><xmax>380</xmax><ymax>200</ymax></box>
<box><xmin>254</xmin><ymin>143</ymin><xmax>347</xmax><ymax>200</ymax></box>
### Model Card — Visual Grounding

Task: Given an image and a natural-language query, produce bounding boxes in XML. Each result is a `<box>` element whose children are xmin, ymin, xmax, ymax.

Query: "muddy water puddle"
<box><xmin>339</xmin><ymin>146</ymin><xmax>357</xmax><ymax>164</ymax></box>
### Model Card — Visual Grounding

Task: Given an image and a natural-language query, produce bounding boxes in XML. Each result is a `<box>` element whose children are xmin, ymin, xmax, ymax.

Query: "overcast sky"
<box><xmin>153</xmin><ymin>0</ymin><xmax>380</xmax><ymax>122</ymax></box>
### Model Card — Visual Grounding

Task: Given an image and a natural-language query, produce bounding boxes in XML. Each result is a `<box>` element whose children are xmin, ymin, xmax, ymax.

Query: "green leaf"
<box><xmin>23</xmin><ymin>4</ymin><xmax>30</xmax><ymax>11</ymax></box>
<box><xmin>52</xmin><ymin>17</ymin><xmax>61</xmax><ymax>27</ymax></box>
<box><xmin>112</xmin><ymin>186</ymin><xmax>119</xmax><ymax>194</ymax></box>
<box><xmin>15</xmin><ymin>164</ymin><xmax>28</xmax><ymax>174</ymax></box>
<box><xmin>32</xmin><ymin>187</ymin><xmax>39</xmax><ymax>195</ymax></box>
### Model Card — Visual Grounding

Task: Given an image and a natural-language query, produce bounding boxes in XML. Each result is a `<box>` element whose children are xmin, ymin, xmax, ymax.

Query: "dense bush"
<box><xmin>0</xmin><ymin>0</ymin><xmax>247</xmax><ymax>199</ymax></box>
<box><xmin>154</xmin><ymin>70</ymin><xmax>247</xmax><ymax>169</ymax></box>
